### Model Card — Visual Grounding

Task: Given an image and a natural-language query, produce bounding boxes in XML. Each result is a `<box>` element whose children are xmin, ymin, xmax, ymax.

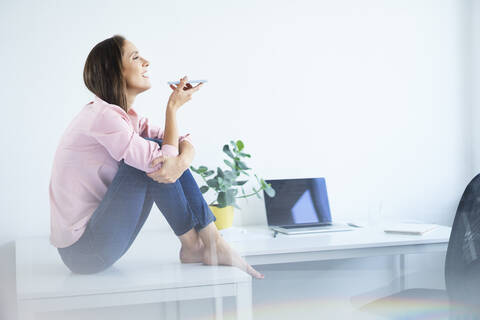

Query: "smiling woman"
<box><xmin>83</xmin><ymin>35</ymin><xmax>151</xmax><ymax>114</ymax></box>
<box><xmin>120</xmin><ymin>39</ymin><xmax>152</xmax><ymax>110</ymax></box>
<box><xmin>50</xmin><ymin>34</ymin><xmax>264</xmax><ymax>279</ymax></box>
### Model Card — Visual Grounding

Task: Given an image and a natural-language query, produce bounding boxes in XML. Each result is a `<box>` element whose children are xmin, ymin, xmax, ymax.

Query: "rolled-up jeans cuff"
<box><xmin>195</xmin><ymin>213</ymin><xmax>216</xmax><ymax>231</ymax></box>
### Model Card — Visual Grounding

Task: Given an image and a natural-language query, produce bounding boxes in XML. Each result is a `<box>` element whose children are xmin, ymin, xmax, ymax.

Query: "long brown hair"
<box><xmin>83</xmin><ymin>35</ymin><xmax>128</xmax><ymax>112</ymax></box>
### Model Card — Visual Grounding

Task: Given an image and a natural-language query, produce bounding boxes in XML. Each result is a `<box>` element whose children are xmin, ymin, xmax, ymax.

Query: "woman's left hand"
<box><xmin>147</xmin><ymin>156</ymin><xmax>186</xmax><ymax>183</ymax></box>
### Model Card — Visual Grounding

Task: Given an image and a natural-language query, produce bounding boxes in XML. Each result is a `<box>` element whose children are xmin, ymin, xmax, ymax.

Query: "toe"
<box><xmin>246</xmin><ymin>264</ymin><xmax>264</xmax><ymax>279</ymax></box>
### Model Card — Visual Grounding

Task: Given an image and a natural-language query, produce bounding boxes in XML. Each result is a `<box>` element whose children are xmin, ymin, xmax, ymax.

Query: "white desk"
<box><xmin>17</xmin><ymin>224</ymin><xmax>450</xmax><ymax>320</ymax></box>
<box><xmin>16</xmin><ymin>233</ymin><xmax>252</xmax><ymax>320</ymax></box>
<box><xmin>223</xmin><ymin>224</ymin><xmax>451</xmax><ymax>266</ymax></box>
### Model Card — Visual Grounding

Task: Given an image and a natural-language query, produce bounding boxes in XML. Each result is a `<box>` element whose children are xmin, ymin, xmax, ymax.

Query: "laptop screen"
<box><xmin>263</xmin><ymin>177</ymin><xmax>332</xmax><ymax>227</ymax></box>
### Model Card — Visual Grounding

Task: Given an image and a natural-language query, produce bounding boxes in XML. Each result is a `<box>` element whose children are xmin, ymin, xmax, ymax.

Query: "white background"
<box><xmin>1</xmin><ymin>0</ymin><xmax>478</xmax><ymax>319</ymax></box>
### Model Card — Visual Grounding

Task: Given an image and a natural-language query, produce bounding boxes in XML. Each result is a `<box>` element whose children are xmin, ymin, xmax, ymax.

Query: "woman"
<box><xmin>49</xmin><ymin>34</ymin><xmax>263</xmax><ymax>279</ymax></box>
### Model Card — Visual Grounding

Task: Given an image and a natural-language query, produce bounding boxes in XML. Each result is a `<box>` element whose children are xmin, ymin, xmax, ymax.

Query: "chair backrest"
<box><xmin>445</xmin><ymin>173</ymin><xmax>480</xmax><ymax>314</ymax></box>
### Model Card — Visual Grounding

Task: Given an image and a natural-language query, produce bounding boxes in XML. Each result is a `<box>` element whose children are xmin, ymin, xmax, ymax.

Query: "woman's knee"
<box><xmin>117</xmin><ymin>158</ymin><xmax>153</xmax><ymax>180</ymax></box>
<box><xmin>179</xmin><ymin>167</ymin><xmax>196</xmax><ymax>183</ymax></box>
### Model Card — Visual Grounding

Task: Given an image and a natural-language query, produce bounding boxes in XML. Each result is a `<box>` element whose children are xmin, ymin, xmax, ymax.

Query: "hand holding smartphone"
<box><xmin>167</xmin><ymin>79</ymin><xmax>208</xmax><ymax>85</ymax></box>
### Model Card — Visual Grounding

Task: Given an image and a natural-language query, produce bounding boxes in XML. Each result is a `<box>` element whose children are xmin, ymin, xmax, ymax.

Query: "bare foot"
<box><xmin>202</xmin><ymin>236</ymin><xmax>264</xmax><ymax>279</ymax></box>
<box><xmin>179</xmin><ymin>241</ymin><xmax>205</xmax><ymax>263</ymax></box>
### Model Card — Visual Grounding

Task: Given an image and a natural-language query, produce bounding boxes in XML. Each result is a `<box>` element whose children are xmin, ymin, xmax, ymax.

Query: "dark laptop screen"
<box><xmin>263</xmin><ymin>177</ymin><xmax>332</xmax><ymax>227</ymax></box>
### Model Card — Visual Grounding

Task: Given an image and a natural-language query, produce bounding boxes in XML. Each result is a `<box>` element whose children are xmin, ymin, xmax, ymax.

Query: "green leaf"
<box><xmin>224</xmin><ymin>170</ymin><xmax>236</xmax><ymax>180</ymax></box>
<box><xmin>223</xmin><ymin>145</ymin><xmax>235</xmax><ymax>159</ymax></box>
<box><xmin>217</xmin><ymin>202</ymin><xmax>228</xmax><ymax>208</ymax></box>
<box><xmin>189</xmin><ymin>165</ymin><xmax>199</xmax><ymax>173</ymax></box>
<box><xmin>200</xmin><ymin>186</ymin><xmax>209</xmax><ymax>194</ymax></box>
<box><xmin>217</xmin><ymin>192</ymin><xmax>227</xmax><ymax>207</ymax></box>
<box><xmin>264</xmin><ymin>185</ymin><xmax>276</xmax><ymax>197</ymax></box>
<box><xmin>221</xmin><ymin>180</ymin><xmax>231</xmax><ymax>192</ymax></box>
<box><xmin>224</xmin><ymin>159</ymin><xmax>235</xmax><ymax>170</ymax></box>
<box><xmin>239</xmin><ymin>152</ymin><xmax>251</xmax><ymax>158</ymax></box>
<box><xmin>198</xmin><ymin>166</ymin><xmax>208</xmax><ymax>173</ymax></box>
<box><xmin>234</xmin><ymin>180</ymin><xmax>248</xmax><ymax>186</ymax></box>
<box><xmin>230</xmin><ymin>140</ymin><xmax>238</xmax><ymax>152</ymax></box>
<box><xmin>260</xmin><ymin>178</ymin><xmax>267</xmax><ymax>188</ymax></box>
<box><xmin>224</xmin><ymin>182</ymin><xmax>234</xmax><ymax>190</ymax></box>
<box><xmin>226</xmin><ymin>189</ymin><xmax>236</xmax><ymax>204</ymax></box>
<box><xmin>217</xmin><ymin>167</ymin><xmax>224</xmax><ymax>178</ymax></box>
<box><xmin>237</xmin><ymin>161</ymin><xmax>250</xmax><ymax>170</ymax></box>
<box><xmin>236</xmin><ymin>140</ymin><xmax>244</xmax><ymax>151</ymax></box>
<box><xmin>207</xmin><ymin>179</ymin><xmax>218</xmax><ymax>189</ymax></box>
<box><xmin>204</xmin><ymin>170</ymin><xmax>215</xmax><ymax>177</ymax></box>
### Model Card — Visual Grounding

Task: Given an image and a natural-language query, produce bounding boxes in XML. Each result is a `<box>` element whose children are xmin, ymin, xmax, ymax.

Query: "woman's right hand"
<box><xmin>147</xmin><ymin>155</ymin><xmax>187</xmax><ymax>184</ymax></box>
<box><xmin>167</xmin><ymin>76</ymin><xmax>204</xmax><ymax>111</ymax></box>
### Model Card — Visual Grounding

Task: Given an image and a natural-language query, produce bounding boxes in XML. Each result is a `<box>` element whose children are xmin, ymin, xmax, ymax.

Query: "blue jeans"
<box><xmin>57</xmin><ymin>137</ymin><xmax>216</xmax><ymax>274</ymax></box>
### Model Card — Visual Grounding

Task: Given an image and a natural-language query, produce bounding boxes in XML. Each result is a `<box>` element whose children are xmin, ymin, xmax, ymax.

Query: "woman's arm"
<box><xmin>162</xmin><ymin>76</ymin><xmax>203</xmax><ymax>150</ymax></box>
<box><xmin>147</xmin><ymin>138</ymin><xmax>195</xmax><ymax>184</ymax></box>
<box><xmin>90</xmin><ymin>107</ymin><xmax>177</xmax><ymax>174</ymax></box>
<box><xmin>146</xmin><ymin>76</ymin><xmax>204</xmax><ymax>183</ymax></box>
<box><xmin>162</xmin><ymin>105</ymin><xmax>179</xmax><ymax>150</ymax></box>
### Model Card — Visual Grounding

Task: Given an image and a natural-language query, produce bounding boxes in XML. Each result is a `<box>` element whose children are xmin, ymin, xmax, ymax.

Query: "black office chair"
<box><xmin>360</xmin><ymin>173</ymin><xmax>480</xmax><ymax>319</ymax></box>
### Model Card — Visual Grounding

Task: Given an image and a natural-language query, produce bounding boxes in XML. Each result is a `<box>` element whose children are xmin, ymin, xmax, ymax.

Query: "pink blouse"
<box><xmin>49</xmin><ymin>95</ymin><xmax>192</xmax><ymax>248</ymax></box>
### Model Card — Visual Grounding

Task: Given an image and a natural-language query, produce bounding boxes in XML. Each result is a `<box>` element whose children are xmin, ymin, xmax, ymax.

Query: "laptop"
<box><xmin>263</xmin><ymin>177</ymin><xmax>352</xmax><ymax>237</ymax></box>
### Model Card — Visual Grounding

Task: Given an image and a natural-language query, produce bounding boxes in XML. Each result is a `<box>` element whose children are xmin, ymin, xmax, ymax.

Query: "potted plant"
<box><xmin>190</xmin><ymin>139</ymin><xmax>276</xmax><ymax>230</ymax></box>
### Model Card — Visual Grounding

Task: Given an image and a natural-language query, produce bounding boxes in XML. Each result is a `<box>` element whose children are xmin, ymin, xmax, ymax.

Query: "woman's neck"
<box><xmin>126</xmin><ymin>94</ymin><xmax>135</xmax><ymax>112</ymax></box>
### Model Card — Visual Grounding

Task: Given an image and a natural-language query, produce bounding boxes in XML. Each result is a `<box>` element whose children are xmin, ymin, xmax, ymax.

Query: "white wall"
<box><xmin>0</xmin><ymin>0</ymin><xmax>473</xmax><ymax>238</ymax></box>
<box><xmin>0</xmin><ymin>0</ymin><xmax>475</xmax><ymax>319</ymax></box>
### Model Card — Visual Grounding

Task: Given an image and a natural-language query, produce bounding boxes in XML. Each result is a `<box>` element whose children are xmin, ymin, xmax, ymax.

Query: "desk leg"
<box><xmin>399</xmin><ymin>254</ymin><xmax>406</xmax><ymax>291</ymax></box>
<box><xmin>214</xmin><ymin>297</ymin><xmax>224</xmax><ymax>320</ymax></box>
<box><xmin>236</xmin><ymin>281</ymin><xmax>252</xmax><ymax>320</ymax></box>
<box><xmin>164</xmin><ymin>301</ymin><xmax>179</xmax><ymax>320</ymax></box>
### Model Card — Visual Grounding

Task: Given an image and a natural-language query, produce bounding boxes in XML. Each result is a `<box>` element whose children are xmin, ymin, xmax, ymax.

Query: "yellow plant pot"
<box><xmin>209</xmin><ymin>205</ymin><xmax>234</xmax><ymax>230</ymax></box>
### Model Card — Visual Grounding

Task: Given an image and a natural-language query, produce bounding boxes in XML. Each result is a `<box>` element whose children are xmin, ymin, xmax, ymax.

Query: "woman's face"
<box><xmin>122</xmin><ymin>39</ymin><xmax>151</xmax><ymax>96</ymax></box>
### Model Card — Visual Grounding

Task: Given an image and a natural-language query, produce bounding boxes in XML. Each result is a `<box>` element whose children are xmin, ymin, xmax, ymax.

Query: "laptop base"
<box><xmin>270</xmin><ymin>223</ymin><xmax>353</xmax><ymax>237</ymax></box>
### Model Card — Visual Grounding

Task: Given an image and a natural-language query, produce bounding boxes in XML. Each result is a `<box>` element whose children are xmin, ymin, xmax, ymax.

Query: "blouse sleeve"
<box><xmin>90</xmin><ymin>108</ymin><xmax>179</xmax><ymax>173</ymax></box>
<box><xmin>138</xmin><ymin>116</ymin><xmax>163</xmax><ymax>139</ymax></box>
<box><xmin>140</xmin><ymin>116</ymin><xmax>193</xmax><ymax>147</ymax></box>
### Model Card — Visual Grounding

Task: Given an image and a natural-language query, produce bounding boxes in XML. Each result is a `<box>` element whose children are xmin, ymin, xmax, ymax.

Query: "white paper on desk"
<box><xmin>383</xmin><ymin>223</ymin><xmax>438</xmax><ymax>235</ymax></box>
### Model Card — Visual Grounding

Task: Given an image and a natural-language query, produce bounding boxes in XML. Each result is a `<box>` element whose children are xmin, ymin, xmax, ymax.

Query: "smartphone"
<box><xmin>167</xmin><ymin>80</ymin><xmax>208</xmax><ymax>85</ymax></box>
